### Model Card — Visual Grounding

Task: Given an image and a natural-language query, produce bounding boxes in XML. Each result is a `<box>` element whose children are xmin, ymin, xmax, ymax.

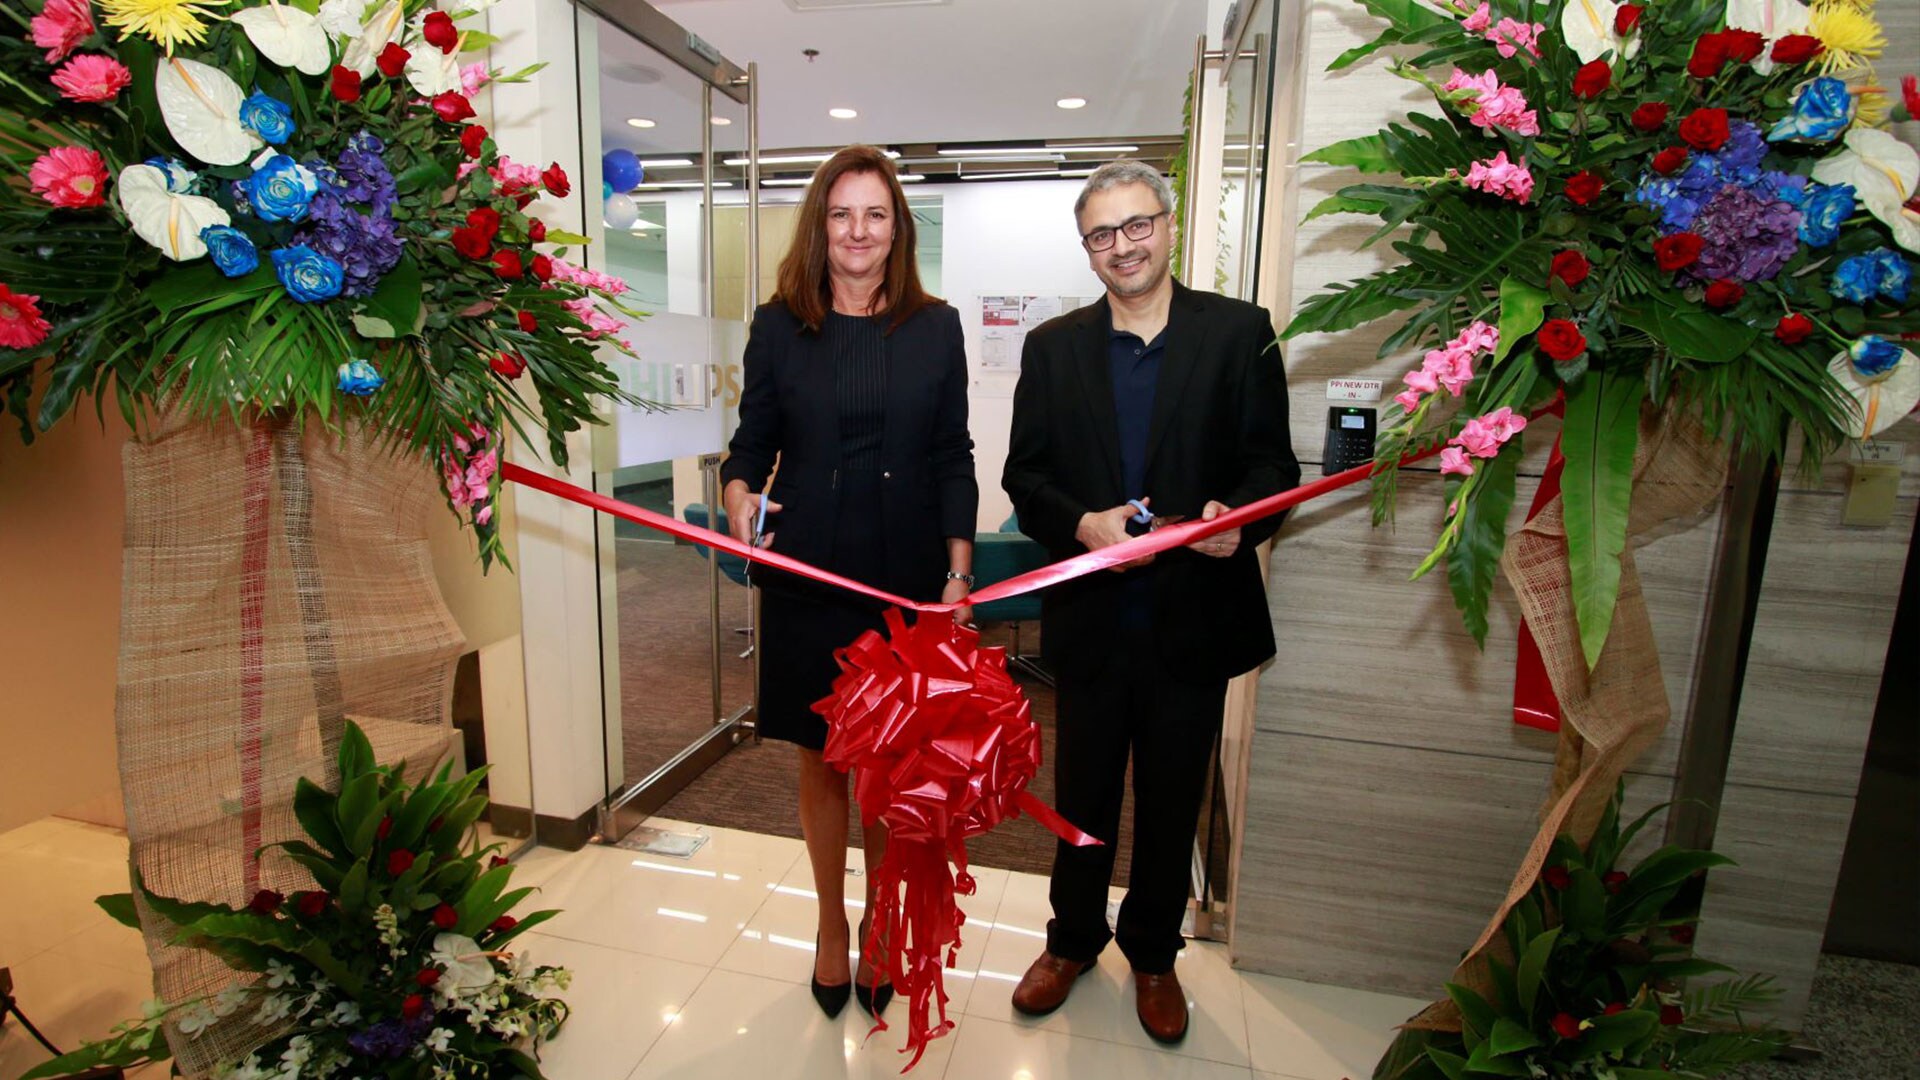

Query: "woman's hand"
<box><xmin>721</xmin><ymin>479</ymin><xmax>781</xmax><ymax>547</ymax></box>
<box><xmin>942</xmin><ymin>575</ymin><xmax>973</xmax><ymax>628</ymax></box>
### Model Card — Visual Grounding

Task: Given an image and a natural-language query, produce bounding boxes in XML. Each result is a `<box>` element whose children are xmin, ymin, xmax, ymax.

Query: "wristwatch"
<box><xmin>945</xmin><ymin>571</ymin><xmax>975</xmax><ymax>587</ymax></box>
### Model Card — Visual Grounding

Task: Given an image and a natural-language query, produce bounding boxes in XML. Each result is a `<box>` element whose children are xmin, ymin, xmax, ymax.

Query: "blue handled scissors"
<box><xmin>1127</xmin><ymin>498</ymin><xmax>1154</xmax><ymax>526</ymax></box>
<box><xmin>751</xmin><ymin>482</ymin><xmax>772</xmax><ymax>548</ymax></box>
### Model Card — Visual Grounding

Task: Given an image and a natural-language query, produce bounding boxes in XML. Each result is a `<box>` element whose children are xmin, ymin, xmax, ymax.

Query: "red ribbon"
<box><xmin>1512</xmin><ymin>395</ymin><xmax>1568</xmax><ymax>733</ymax></box>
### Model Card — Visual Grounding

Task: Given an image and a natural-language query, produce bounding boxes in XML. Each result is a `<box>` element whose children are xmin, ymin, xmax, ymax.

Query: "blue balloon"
<box><xmin>602</xmin><ymin>180</ymin><xmax>613</xmax><ymax>200</ymax></box>
<box><xmin>603</xmin><ymin>148</ymin><xmax>644</xmax><ymax>193</ymax></box>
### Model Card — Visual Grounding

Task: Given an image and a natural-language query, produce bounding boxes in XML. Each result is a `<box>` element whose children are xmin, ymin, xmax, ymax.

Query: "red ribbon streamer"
<box><xmin>1511</xmin><ymin>395</ymin><xmax>1568</xmax><ymax>733</ymax></box>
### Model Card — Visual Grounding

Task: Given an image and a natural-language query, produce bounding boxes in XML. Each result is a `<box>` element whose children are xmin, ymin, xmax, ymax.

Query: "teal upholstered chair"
<box><xmin>971</xmin><ymin>513</ymin><xmax>1051</xmax><ymax>685</ymax></box>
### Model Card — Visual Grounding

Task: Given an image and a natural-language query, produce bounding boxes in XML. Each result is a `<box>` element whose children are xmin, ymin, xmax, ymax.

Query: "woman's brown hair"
<box><xmin>773</xmin><ymin>145</ymin><xmax>936</xmax><ymax>333</ymax></box>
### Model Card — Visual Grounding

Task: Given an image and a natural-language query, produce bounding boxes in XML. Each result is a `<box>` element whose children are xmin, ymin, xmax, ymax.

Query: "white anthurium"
<box><xmin>1811</xmin><ymin>127</ymin><xmax>1920</xmax><ymax>253</ymax></box>
<box><xmin>405</xmin><ymin>36</ymin><xmax>463</xmax><ymax>96</ymax></box>
<box><xmin>156</xmin><ymin>58</ymin><xmax>263</xmax><ymax>167</ymax></box>
<box><xmin>429</xmin><ymin>934</ymin><xmax>497</xmax><ymax>996</ymax></box>
<box><xmin>118</xmin><ymin>163</ymin><xmax>231</xmax><ymax>261</ymax></box>
<box><xmin>1725</xmin><ymin>0</ymin><xmax>1812</xmax><ymax>75</ymax></box>
<box><xmin>317</xmin><ymin>0</ymin><xmax>370</xmax><ymax>39</ymax></box>
<box><xmin>339</xmin><ymin>0</ymin><xmax>406</xmax><ymax>77</ymax></box>
<box><xmin>231</xmin><ymin>2</ymin><xmax>332</xmax><ymax>76</ymax></box>
<box><xmin>1559</xmin><ymin>0</ymin><xmax>1639</xmax><ymax>64</ymax></box>
<box><xmin>1828</xmin><ymin>347</ymin><xmax>1919</xmax><ymax>439</ymax></box>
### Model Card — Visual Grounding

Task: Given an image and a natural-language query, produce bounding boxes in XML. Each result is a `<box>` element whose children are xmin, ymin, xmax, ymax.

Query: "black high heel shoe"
<box><xmin>854</xmin><ymin>919</ymin><xmax>894</xmax><ymax>1017</ymax></box>
<box><xmin>811</xmin><ymin>933</ymin><xmax>851</xmax><ymax>1018</ymax></box>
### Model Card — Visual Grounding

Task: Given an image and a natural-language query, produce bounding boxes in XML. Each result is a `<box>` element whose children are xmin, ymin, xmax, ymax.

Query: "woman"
<box><xmin>720</xmin><ymin>145</ymin><xmax>977</xmax><ymax>1019</ymax></box>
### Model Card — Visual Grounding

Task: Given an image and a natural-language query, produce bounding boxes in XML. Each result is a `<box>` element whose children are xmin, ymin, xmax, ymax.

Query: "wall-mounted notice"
<box><xmin>980</xmin><ymin>295</ymin><xmax>1096</xmax><ymax>371</ymax></box>
<box><xmin>1326</xmin><ymin>378</ymin><xmax>1384</xmax><ymax>403</ymax></box>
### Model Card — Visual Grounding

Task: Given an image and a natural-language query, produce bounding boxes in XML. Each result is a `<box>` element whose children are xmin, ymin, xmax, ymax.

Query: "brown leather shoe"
<box><xmin>1134</xmin><ymin>970</ymin><xmax>1189</xmax><ymax>1044</ymax></box>
<box><xmin>1010</xmin><ymin>950</ymin><xmax>1092</xmax><ymax>1016</ymax></box>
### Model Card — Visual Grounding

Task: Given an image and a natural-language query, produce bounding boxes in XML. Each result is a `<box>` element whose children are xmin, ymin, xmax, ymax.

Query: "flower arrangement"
<box><xmin>0</xmin><ymin>0</ymin><xmax>643</xmax><ymax>564</ymax></box>
<box><xmin>1285</xmin><ymin>0</ymin><xmax>1919</xmax><ymax>663</ymax></box>
<box><xmin>22</xmin><ymin>721</ymin><xmax>569</xmax><ymax>1080</ymax></box>
<box><xmin>1373</xmin><ymin>791</ymin><xmax>1788</xmax><ymax>1080</ymax></box>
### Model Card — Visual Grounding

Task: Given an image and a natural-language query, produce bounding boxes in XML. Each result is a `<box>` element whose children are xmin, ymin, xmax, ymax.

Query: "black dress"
<box><xmin>757</xmin><ymin>311</ymin><xmax>897</xmax><ymax>750</ymax></box>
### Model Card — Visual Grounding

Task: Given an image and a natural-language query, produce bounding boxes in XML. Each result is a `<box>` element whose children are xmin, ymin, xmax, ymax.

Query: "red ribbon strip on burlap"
<box><xmin>1511</xmin><ymin>394</ymin><xmax>1567</xmax><ymax>732</ymax></box>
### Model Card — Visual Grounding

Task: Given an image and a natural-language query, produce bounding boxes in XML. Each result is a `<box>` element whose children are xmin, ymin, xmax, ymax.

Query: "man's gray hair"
<box><xmin>1073</xmin><ymin>160</ymin><xmax>1175</xmax><ymax>223</ymax></box>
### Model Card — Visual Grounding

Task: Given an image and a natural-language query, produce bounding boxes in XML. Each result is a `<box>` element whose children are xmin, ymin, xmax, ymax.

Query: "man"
<box><xmin>1002</xmin><ymin>160</ymin><xmax>1299</xmax><ymax>1043</ymax></box>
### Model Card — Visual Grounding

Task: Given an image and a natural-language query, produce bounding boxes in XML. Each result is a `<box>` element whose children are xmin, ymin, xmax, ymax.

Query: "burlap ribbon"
<box><xmin>117</xmin><ymin>409</ymin><xmax>465</xmax><ymax>1075</ymax></box>
<box><xmin>1412</xmin><ymin>404</ymin><xmax>1726</xmax><ymax>1028</ymax></box>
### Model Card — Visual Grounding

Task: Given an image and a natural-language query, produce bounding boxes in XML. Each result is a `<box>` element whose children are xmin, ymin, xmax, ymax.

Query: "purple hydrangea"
<box><xmin>334</xmin><ymin>131</ymin><xmax>396</xmax><ymax>213</ymax></box>
<box><xmin>1633</xmin><ymin>121</ymin><xmax>1788</xmax><ymax>233</ymax></box>
<box><xmin>1689</xmin><ymin>183</ymin><xmax>1803</xmax><ymax>283</ymax></box>
<box><xmin>297</xmin><ymin>191</ymin><xmax>404</xmax><ymax>298</ymax></box>
<box><xmin>346</xmin><ymin>1014</ymin><xmax>434</xmax><ymax>1059</ymax></box>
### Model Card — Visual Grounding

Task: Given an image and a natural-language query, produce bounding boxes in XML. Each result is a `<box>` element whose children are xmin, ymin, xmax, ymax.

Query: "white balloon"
<box><xmin>156</xmin><ymin>57</ymin><xmax>264</xmax><ymax>167</ymax></box>
<box><xmin>118</xmin><ymin>164</ymin><xmax>231</xmax><ymax>262</ymax></box>
<box><xmin>231</xmin><ymin>4</ymin><xmax>332</xmax><ymax>76</ymax></box>
<box><xmin>604</xmin><ymin>193</ymin><xmax>639</xmax><ymax>230</ymax></box>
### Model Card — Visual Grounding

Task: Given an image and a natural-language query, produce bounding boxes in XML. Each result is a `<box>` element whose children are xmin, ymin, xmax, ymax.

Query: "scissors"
<box><xmin>1128</xmin><ymin>498</ymin><xmax>1185</xmax><ymax>531</ymax></box>
<box><xmin>751</xmin><ymin>480</ymin><xmax>772</xmax><ymax>548</ymax></box>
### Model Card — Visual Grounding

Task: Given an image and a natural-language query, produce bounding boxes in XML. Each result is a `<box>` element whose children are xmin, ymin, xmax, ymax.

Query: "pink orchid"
<box><xmin>28</xmin><ymin>145</ymin><xmax>107</xmax><ymax>208</ymax></box>
<box><xmin>475</xmin><ymin>503</ymin><xmax>494</xmax><ymax>526</ymax></box>
<box><xmin>1475</xmin><ymin>86</ymin><xmax>1541</xmax><ymax>136</ymax></box>
<box><xmin>30</xmin><ymin>0</ymin><xmax>93</xmax><ymax>64</ymax></box>
<box><xmin>1464</xmin><ymin>150</ymin><xmax>1534</xmax><ymax>204</ymax></box>
<box><xmin>564</xmin><ymin>296</ymin><xmax>626</xmax><ymax>337</ymax></box>
<box><xmin>459</xmin><ymin>62</ymin><xmax>490</xmax><ymax>98</ymax></box>
<box><xmin>1488</xmin><ymin>17</ymin><xmax>1544</xmax><ymax>58</ymax></box>
<box><xmin>1439</xmin><ymin>447</ymin><xmax>1476</xmax><ymax>476</ymax></box>
<box><xmin>1482</xmin><ymin>406</ymin><xmax>1528</xmax><ymax>442</ymax></box>
<box><xmin>1404</xmin><ymin>365</ymin><xmax>1441</xmax><ymax>394</ymax></box>
<box><xmin>550</xmin><ymin>259</ymin><xmax>630</xmax><ymax>297</ymax></box>
<box><xmin>1430</xmin><ymin>349</ymin><xmax>1477</xmax><ymax>395</ymax></box>
<box><xmin>1443</xmin><ymin>68</ymin><xmax>1500</xmax><ymax>97</ymax></box>
<box><xmin>1454</xmin><ymin>320</ymin><xmax>1499</xmax><ymax>356</ymax></box>
<box><xmin>51</xmin><ymin>53</ymin><xmax>130</xmax><ymax>103</ymax></box>
<box><xmin>1461</xmin><ymin>2</ymin><xmax>1492</xmax><ymax>31</ymax></box>
<box><xmin>1454</xmin><ymin>420</ymin><xmax>1503</xmax><ymax>458</ymax></box>
<box><xmin>1393</xmin><ymin>389</ymin><xmax>1423</xmax><ymax>413</ymax></box>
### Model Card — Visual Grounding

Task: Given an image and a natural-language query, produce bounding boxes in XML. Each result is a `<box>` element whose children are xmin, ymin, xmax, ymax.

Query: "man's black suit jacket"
<box><xmin>1002</xmin><ymin>282</ymin><xmax>1299</xmax><ymax>683</ymax></box>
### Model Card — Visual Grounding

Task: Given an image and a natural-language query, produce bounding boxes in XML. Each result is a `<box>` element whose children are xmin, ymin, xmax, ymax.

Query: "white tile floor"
<box><xmin>0</xmin><ymin>816</ymin><xmax>1426</xmax><ymax>1080</ymax></box>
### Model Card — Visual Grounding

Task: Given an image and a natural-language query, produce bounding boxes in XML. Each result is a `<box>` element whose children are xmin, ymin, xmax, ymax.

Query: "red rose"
<box><xmin>1722</xmin><ymin>28</ymin><xmax>1764</xmax><ymax>63</ymax></box>
<box><xmin>1613</xmin><ymin>3</ymin><xmax>1643</xmax><ymax>34</ymax></box>
<box><xmin>1705</xmin><ymin>280</ymin><xmax>1745</xmax><ymax>309</ymax></box>
<box><xmin>1542</xmin><ymin>864</ymin><xmax>1575</xmax><ymax>889</ymax></box>
<box><xmin>388</xmin><ymin>849</ymin><xmax>415</xmax><ymax>876</ymax></box>
<box><xmin>1660</xmin><ymin>1004</ymin><xmax>1684</xmax><ymax>1026</ymax></box>
<box><xmin>1654</xmin><ymin>232</ymin><xmax>1705</xmax><ymax>271</ymax></box>
<box><xmin>467</xmin><ymin>206</ymin><xmax>501</xmax><ymax>239</ymax></box>
<box><xmin>433</xmin><ymin>903</ymin><xmax>459</xmax><ymax>930</ymax></box>
<box><xmin>460</xmin><ymin>124</ymin><xmax>488</xmax><ymax>159</ymax></box>
<box><xmin>1603</xmin><ymin>1002</ymin><xmax>1628</xmax><ymax>1016</ymax></box>
<box><xmin>376</xmin><ymin>42</ymin><xmax>409</xmax><ymax>78</ymax></box>
<box><xmin>416</xmin><ymin>968</ymin><xmax>442</xmax><ymax>988</ymax></box>
<box><xmin>1680</xmin><ymin>107</ymin><xmax>1731</xmax><ymax>151</ymax></box>
<box><xmin>489</xmin><ymin>855</ymin><xmax>510</xmax><ymax>869</ymax></box>
<box><xmin>402</xmin><ymin>993</ymin><xmax>427</xmax><ymax>1020</ymax></box>
<box><xmin>1537</xmin><ymin>319</ymin><xmax>1588</xmax><ymax>362</ymax></box>
<box><xmin>491</xmin><ymin>352</ymin><xmax>527</xmax><ymax>378</ymax></box>
<box><xmin>542</xmin><ymin>162</ymin><xmax>571</xmax><ymax>197</ymax></box>
<box><xmin>1602</xmin><ymin>870</ymin><xmax>1629</xmax><ymax>894</ymax></box>
<box><xmin>248</xmin><ymin>889</ymin><xmax>284</xmax><ymax>915</ymax></box>
<box><xmin>295</xmin><ymin>890</ymin><xmax>330</xmax><ymax>917</ymax></box>
<box><xmin>1630</xmin><ymin>102</ymin><xmax>1669</xmax><ymax>132</ymax></box>
<box><xmin>1688</xmin><ymin>33</ymin><xmax>1728</xmax><ymax>79</ymax></box>
<box><xmin>528</xmin><ymin>219</ymin><xmax>547</xmax><ymax>243</ymax></box>
<box><xmin>330</xmin><ymin>65</ymin><xmax>362</xmax><ymax>103</ymax></box>
<box><xmin>493</xmin><ymin>249</ymin><xmax>525</xmax><ymax>278</ymax></box>
<box><xmin>530</xmin><ymin>254</ymin><xmax>553</xmax><ymax>282</ymax></box>
<box><xmin>514</xmin><ymin>191</ymin><xmax>536</xmax><ymax>210</ymax></box>
<box><xmin>1573</xmin><ymin>60</ymin><xmax>1612</xmax><ymax>100</ymax></box>
<box><xmin>431</xmin><ymin>91</ymin><xmax>476</xmax><ymax>123</ymax></box>
<box><xmin>1670</xmin><ymin>923</ymin><xmax>1697</xmax><ymax>945</ymax></box>
<box><xmin>490</xmin><ymin>915</ymin><xmax>518</xmax><ymax>933</ymax></box>
<box><xmin>1551</xmin><ymin>250</ymin><xmax>1591</xmax><ymax>287</ymax></box>
<box><xmin>1565</xmin><ymin>171</ymin><xmax>1603</xmax><ymax>206</ymax></box>
<box><xmin>517</xmin><ymin>311</ymin><xmax>537</xmax><ymax>332</ymax></box>
<box><xmin>451</xmin><ymin>226</ymin><xmax>491</xmax><ymax>261</ymax></box>
<box><xmin>1771</xmin><ymin>34</ymin><xmax>1822</xmax><ymax>65</ymax></box>
<box><xmin>376</xmin><ymin>815</ymin><xmax>394</xmax><ymax>841</ymax></box>
<box><xmin>1652</xmin><ymin>146</ymin><xmax>1690</xmax><ymax>176</ymax></box>
<box><xmin>1775</xmin><ymin>312</ymin><xmax>1814</xmax><ymax>344</ymax></box>
<box><xmin>423</xmin><ymin>11</ymin><xmax>459</xmax><ymax>53</ymax></box>
<box><xmin>1551</xmin><ymin>1012</ymin><xmax>1582</xmax><ymax>1040</ymax></box>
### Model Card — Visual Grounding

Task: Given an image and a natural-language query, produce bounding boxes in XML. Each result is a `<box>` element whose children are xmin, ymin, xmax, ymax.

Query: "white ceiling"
<box><xmin>594</xmin><ymin>0</ymin><xmax>1207</xmax><ymax>171</ymax></box>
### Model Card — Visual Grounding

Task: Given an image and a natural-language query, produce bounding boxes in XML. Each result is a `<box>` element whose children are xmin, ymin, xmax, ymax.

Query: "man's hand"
<box><xmin>721</xmin><ymin>479</ymin><xmax>782</xmax><ymax>548</ymax></box>
<box><xmin>942</xmin><ymin>576</ymin><xmax>973</xmax><ymax>627</ymax></box>
<box><xmin>1189</xmin><ymin>500</ymin><xmax>1240</xmax><ymax>558</ymax></box>
<box><xmin>1077</xmin><ymin>501</ymin><xmax>1154</xmax><ymax>571</ymax></box>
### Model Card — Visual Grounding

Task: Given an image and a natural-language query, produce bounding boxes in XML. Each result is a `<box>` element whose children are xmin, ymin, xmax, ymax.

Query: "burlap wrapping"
<box><xmin>116</xmin><ymin>410</ymin><xmax>466</xmax><ymax>1075</ymax></box>
<box><xmin>1412</xmin><ymin>404</ymin><xmax>1726</xmax><ymax>1030</ymax></box>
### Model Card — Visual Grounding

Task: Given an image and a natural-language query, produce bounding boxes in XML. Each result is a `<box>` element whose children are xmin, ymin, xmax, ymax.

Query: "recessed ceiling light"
<box><xmin>638</xmin><ymin>157</ymin><xmax>695</xmax><ymax>168</ymax></box>
<box><xmin>626</xmin><ymin>117</ymin><xmax>656</xmax><ymax>129</ymax></box>
<box><xmin>828</xmin><ymin>107</ymin><xmax>858</xmax><ymax>120</ymax></box>
<box><xmin>960</xmin><ymin>170</ymin><xmax>1063</xmax><ymax>181</ymax></box>
<box><xmin>1056</xmin><ymin>97</ymin><xmax>1088</xmax><ymax>110</ymax></box>
<box><xmin>721</xmin><ymin>150</ymin><xmax>899</xmax><ymax>167</ymax></box>
<box><xmin>938</xmin><ymin>145</ymin><xmax>1138</xmax><ymax>156</ymax></box>
<box><xmin>710</xmin><ymin>116</ymin><xmax>732</xmax><ymax>126</ymax></box>
<box><xmin>634</xmin><ymin>181</ymin><xmax>735</xmax><ymax>190</ymax></box>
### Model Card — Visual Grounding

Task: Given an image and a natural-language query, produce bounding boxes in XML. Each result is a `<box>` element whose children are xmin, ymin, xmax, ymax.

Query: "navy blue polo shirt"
<box><xmin>1110</xmin><ymin>317</ymin><xmax>1166</xmax><ymax>627</ymax></box>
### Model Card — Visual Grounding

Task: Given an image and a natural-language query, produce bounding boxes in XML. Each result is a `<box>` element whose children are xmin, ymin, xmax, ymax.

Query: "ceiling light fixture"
<box><xmin>634</xmin><ymin>181</ymin><xmax>735</xmax><ymax>190</ymax></box>
<box><xmin>1055</xmin><ymin>97</ymin><xmax>1088</xmax><ymax>109</ymax></box>
<box><xmin>959</xmin><ymin>170</ymin><xmax>1064</xmax><ymax>181</ymax></box>
<box><xmin>938</xmin><ymin>145</ymin><xmax>1139</xmax><ymax>156</ymax></box>
<box><xmin>626</xmin><ymin>117</ymin><xmax>656</xmax><ymax>129</ymax></box>
<box><xmin>828</xmin><ymin>107</ymin><xmax>858</xmax><ymax>119</ymax></box>
<box><xmin>710</xmin><ymin>116</ymin><xmax>732</xmax><ymax>126</ymax></box>
<box><xmin>721</xmin><ymin>150</ymin><xmax>899</xmax><ymax>167</ymax></box>
<box><xmin>638</xmin><ymin>157</ymin><xmax>694</xmax><ymax>168</ymax></box>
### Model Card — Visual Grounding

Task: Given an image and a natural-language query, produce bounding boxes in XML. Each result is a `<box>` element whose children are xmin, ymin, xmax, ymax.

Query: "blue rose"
<box><xmin>1868</xmin><ymin>248</ymin><xmax>1912</xmax><ymax>304</ymax></box>
<box><xmin>1850</xmin><ymin>336</ymin><xmax>1904</xmax><ymax>380</ymax></box>
<box><xmin>239</xmin><ymin>92</ymin><xmax>295</xmax><ymax>145</ymax></box>
<box><xmin>1768</xmin><ymin>77</ymin><xmax>1854</xmax><ymax>144</ymax></box>
<box><xmin>271</xmin><ymin>245</ymin><xmax>344</xmax><ymax>303</ymax></box>
<box><xmin>243</xmin><ymin>154</ymin><xmax>318</xmax><ymax>223</ymax></box>
<box><xmin>1831</xmin><ymin>254</ymin><xmax>1880</xmax><ymax>304</ymax></box>
<box><xmin>142</xmin><ymin>156</ymin><xmax>197</xmax><ymax>193</ymax></box>
<box><xmin>336</xmin><ymin>359</ymin><xmax>384</xmax><ymax>396</ymax></box>
<box><xmin>1799</xmin><ymin>183</ymin><xmax>1855</xmax><ymax>247</ymax></box>
<box><xmin>200</xmin><ymin>225</ymin><xmax>259</xmax><ymax>278</ymax></box>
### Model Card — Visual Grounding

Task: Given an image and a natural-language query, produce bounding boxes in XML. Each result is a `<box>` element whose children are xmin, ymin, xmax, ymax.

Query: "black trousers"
<box><xmin>1045</xmin><ymin>626</ymin><xmax>1226</xmax><ymax>974</ymax></box>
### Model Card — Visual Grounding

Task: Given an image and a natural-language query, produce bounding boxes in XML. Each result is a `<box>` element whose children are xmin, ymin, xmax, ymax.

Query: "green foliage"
<box><xmin>26</xmin><ymin>721</ymin><xmax>569</xmax><ymax>1080</ymax></box>
<box><xmin>1560</xmin><ymin>368</ymin><xmax>1645</xmax><ymax>668</ymax></box>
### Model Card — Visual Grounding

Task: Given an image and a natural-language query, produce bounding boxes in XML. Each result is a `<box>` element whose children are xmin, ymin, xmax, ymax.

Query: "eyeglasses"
<box><xmin>1081</xmin><ymin>212</ymin><xmax>1166</xmax><ymax>252</ymax></box>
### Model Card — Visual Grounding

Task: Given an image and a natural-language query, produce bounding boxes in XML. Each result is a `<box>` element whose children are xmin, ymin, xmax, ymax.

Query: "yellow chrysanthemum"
<box><xmin>1852</xmin><ymin>85</ymin><xmax>1891</xmax><ymax>128</ymax></box>
<box><xmin>99</xmin><ymin>0</ymin><xmax>230</xmax><ymax>53</ymax></box>
<box><xmin>1809</xmin><ymin>3</ymin><xmax>1886</xmax><ymax>73</ymax></box>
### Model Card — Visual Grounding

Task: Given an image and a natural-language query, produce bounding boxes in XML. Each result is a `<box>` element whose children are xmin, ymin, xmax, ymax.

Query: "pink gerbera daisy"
<box><xmin>51</xmin><ymin>54</ymin><xmax>131</xmax><ymax>103</ymax></box>
<box><xmin>0</xmin><ymin>285</ymin><xmax>53</xmax><ymax>350</ymax></box>
<box><xmin>30</xmin><ymin>0</ymin><xmax>95</xmax><ymax>63</ymax></box>
<box><xmin>28</xmin><ymin>146</ymin><xmax>109</xmax><ymax>209</ymax></box>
